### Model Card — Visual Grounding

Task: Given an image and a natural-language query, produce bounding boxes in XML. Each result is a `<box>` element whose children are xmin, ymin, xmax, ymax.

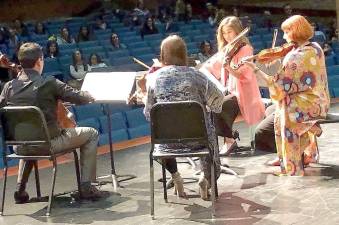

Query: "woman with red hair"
<box><xmin>245</xmin><ymin>15</ymin><xmax>330</xmax><ymax>176</ymax></box>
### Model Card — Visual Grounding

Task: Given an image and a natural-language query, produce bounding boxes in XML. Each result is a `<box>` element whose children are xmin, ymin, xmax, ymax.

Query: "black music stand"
<box><xmin>81</xmin><ymin>71</ymin><xmax>139</xmax><ymax>191</ymax></box>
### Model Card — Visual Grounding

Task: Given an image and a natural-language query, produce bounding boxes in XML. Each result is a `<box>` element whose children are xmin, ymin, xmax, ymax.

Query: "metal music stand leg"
<box><xmin>96</xmin><ymin>104</ymin><xmax>136</xmax><ymax>191</ymax></box>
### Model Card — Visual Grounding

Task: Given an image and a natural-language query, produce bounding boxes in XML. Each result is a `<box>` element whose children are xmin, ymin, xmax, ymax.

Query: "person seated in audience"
<box><xmin>12</xmin><ymin>41</ymin><xmax>25</xmax><ymax>64</ymax></box>
<box><xmin>175</xmin><ymin>0</ymin><xmax>186</xmax><ymax>21</ymax></box>
<box><xmin>0</xmin><ymin>30</ymin><xmax>9</xmax><ymax>55</ymax></box>
<box><xmin>87</xmin><ymin>53</ymin><xmax>107</xmax><ymax>70</ymax></box>
<box><xmin>197</xmin><ymin>40</ymin><xmax>213</xmax><ymax>63</ymax></box>
<box><xmin>323</xmin><ymin>42</ymin><xmax>334</xmax><ymax>56</ymax></box>
<box><xmin>110</xmin><ymin>33</ymin><xmax>126</xmax><ymax>50</ymax></box>
<box><xmin>77</xmin><ymin>25</ymin><xmax>93</xmax><ymax>42</ymax></box>
<box><xmin>0</xmin><ymin>42</ymin><xmax>104</xmax><ymax>203</ymax></box>
<box><xmin>94</xmin><ymin>15</ymin><xmax>108</xmax><ymax>30</ymax></box>
<box><xmin>184</xmin><ymin>3</ymin><xmax>193</xmax><ymax>23</ymax></box>
<box><xmin>45</xmin><ymin>40</ymin><xmax>59</xmax><ymax>58</ymax></box>
<box><xmin>311</xmin><ymin>22</ymin><xmax>326</xmax><ymax>45</ymax></box>
<box><xmin>140</xmin><ymin>17</ymin><xmax>159</xmax><ymax>40</ymax></box>
<box><xmin>56</xmin><ymin>27</ymin><xmax>75</xmax><ymax>45</ymax></box>
<box><xmin>13</xmin><ymin>18</ymin><xmax>29</xmax><ymax>37</ymax></box>
<box><xmin>213</xmin><ymin>7</ymin><xmax>226</xmax><ymax>26</ymax></box>
<box><xmin>144</xmin><ymin>35</ymin><xmax>224</xmax><ymax>200</ymax></box>
<box><xmin>164</xmin><ymin>16</ymin><xmax>179</xmax><ymax>33</ymax></box>
<box><xmin>7</xmin><ymin>27</ymin><xmax>20</xmax><ymax>49</ymax></box>
<box><xmin>33</xmin><ymin>22</ymin><xmax>47</xmax><ymax>35</ymax></box>
<box><xmin>68</xmin><ymin>49</ymin><xmax>89</xmax><ymax>89</ymax></box>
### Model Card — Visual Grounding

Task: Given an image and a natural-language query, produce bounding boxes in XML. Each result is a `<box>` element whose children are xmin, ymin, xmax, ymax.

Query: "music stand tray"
<box><xmin>82</xmin><ymin>72</ymin><xmax>139</xmax><ymax>191</ymax></box>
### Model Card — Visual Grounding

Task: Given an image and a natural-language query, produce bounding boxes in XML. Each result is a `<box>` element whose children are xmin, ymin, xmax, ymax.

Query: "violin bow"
<box><xmin>271</xmin><ymin>28</ymin><xmax>278</xmax><ymax>48</ymax></box>
<box><xmin>132</xmin><ymin>57</ymin><xmax>151</xmax><ymax>70</ymax></box>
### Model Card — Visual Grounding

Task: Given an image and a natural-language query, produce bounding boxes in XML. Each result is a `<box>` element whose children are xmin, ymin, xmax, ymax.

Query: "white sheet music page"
<box><xmin>81</xmin><ymin>72</ymin><xmax>137</xmax><ymax>102</ymax></box>
<box><xmin>199</xmin><ymin>67</ymin><xmax>227</xmax><ymax>95</ymax></box>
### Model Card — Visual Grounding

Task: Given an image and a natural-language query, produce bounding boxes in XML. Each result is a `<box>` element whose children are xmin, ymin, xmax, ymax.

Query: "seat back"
<box><xmin>150</xmin><ymin>101</ymin><xmax>208</xmax><ymax>145</ymax></box>
<box><xmin>0</xmin><ymin>106</ymin><xmax>51</xmax><ymax>150</ymax></box>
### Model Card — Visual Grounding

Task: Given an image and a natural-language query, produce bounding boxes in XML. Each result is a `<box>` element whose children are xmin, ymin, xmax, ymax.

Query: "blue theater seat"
<box><xmin>130</xmin><ymin>47</ymin><xmax>153</xmax><ymax>56</ymax></box>
<box><xmin>127</xmin><ymin>41</ymin><xmax>149</xmax><ymax>49</ymax></box>
<box><xmin>125</xmin><ymin>107</ymin><xmax>148</xmax><ymax>128</ymax></box>
<box><xmin>58</xmin><ymin>43</ymin><xmax>77</xmax><ymax>51</ymax></box>
<box><xmin>192</xmin><ymin>34</ymin><xmax>210</xmax><ymax>43</ymax></box>
<box><xmin>143</xmin><ymin>33</ymin><xmax>163</xmax><ymax>42</ymax></box>
<box><xmin>78</xmin><ymin>41</ymin><xmax>100</xmax><ymax>49</ymax></box>
<box><xmin>42</xmin><ymin>58</ymin><xmax>63</xmax><ymax>79</ymax></box>
<box><xmin>77</xmin><ymin>117</ymin><xmax>101</xmax><ymax>132</ymax></box>
<box><xmin>326</xmin><ymin>65</ymin><xmax>339</xmax><ymax>76</ymax></box>
<box><xmin>108</xmin><ymin>49</ymin><xmax>130</xmax><ymax>59</ymax></box>
<box><xmin>73</xmin><ymin>103</ymin><xmax>104</xmax><ymax>121</ymax></box>
<box><xmin>326</xmin><ymin>55</ymin><xmax>336</xmax><ymax>67</ymax></box>
<box><xmin>98</xmin><ymin>129</ymin><xmax>129</xmax><ymax>145</ymax></box>
<box><xmin>128</xmin><ymin>124</ymin><xmax>150</xmax><ymax>139</ymax></box>
<box><xmin>98</xmin><ymin>112</ymin><xmax>127</xmax><ymax>134</ymax></box>
<box><xmin>328</xmin><ymin>75</ymin><xmax>339</xmax><ymax>88</ymax></box>
<box><xmin>110</xmin><ymin>56</ymin><xmax>134</xmax><ymax>66</ymax></box>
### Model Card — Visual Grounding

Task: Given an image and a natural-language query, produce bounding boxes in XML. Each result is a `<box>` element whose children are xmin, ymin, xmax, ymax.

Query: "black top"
<box><xmin>0</xmin><ymin>69</ymin><xmax>92</xmax><ymax>137</ymax></box>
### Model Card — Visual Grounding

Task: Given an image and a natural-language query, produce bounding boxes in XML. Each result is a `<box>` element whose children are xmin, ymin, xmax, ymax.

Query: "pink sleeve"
<box><xmin>233</xmin><ymin>45</ymin><xmax>254</xmax><ymax>82</ymax></box>
<box><xmin>202</xmin><ymin>54</ymin><xmax>222</xmax><ymax>80</ymax></box>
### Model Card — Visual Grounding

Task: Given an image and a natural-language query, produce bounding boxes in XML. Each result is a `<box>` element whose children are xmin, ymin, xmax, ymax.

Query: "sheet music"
<box><xmin>81</xmin><ymin>72</ymin><xmax>138</xmax><ymax>102</ymax></box>
<box><xmin>199</xmin><ymin>67</ymin><xmax>227</xmax><ymax>95</ymax></box>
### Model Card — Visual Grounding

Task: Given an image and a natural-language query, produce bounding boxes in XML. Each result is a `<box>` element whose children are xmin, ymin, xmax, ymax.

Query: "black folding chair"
<box><xmin>149</xmin><ymin>101</ymin><xmax>218</xmax><ymax>219</ymax></box>
<box><xmin>0</xmin><ymin>106</ymin><xmax>81</xmax><ymax>217</ymax></box>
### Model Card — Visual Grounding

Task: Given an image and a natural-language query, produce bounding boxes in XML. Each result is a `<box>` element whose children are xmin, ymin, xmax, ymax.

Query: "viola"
<box><xmin>0</xmin><ymin>53</ymin><xmax>76</xmax><ymax>128</ymax></box>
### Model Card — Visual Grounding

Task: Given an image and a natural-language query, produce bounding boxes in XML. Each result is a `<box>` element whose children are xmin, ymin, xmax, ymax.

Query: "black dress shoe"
<box><xmin>14</xmin><ymin>191</ymin><xmax>29</xmax><ymax>204</ymax></box>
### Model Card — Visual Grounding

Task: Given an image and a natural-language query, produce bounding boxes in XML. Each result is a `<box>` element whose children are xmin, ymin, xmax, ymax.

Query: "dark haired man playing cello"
<box><xmin>0</xmin><ymin>42</ymin><xmax>103</xmax><ymax>203</ymax></box>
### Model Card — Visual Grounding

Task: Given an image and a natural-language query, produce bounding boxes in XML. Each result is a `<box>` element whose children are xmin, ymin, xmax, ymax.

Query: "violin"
<box><xmin>0</xmin><ymin>53</ymin><xmax>76</xmax><ymax>128</ymax></box>
<box><xmin>128</xmin><ymin>58</ymin><xmax>164</xmax><ymax>104</ymax></box>
<box><xmin>242</xmin><ymin>42</ymin><xmax>296</xmax><ymax>65</ymax></box>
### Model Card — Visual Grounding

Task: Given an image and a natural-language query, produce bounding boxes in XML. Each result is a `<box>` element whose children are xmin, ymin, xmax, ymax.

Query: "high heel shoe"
<box><xmin>198</xmin><ymin>177</ymin><xmax>210</xmax><ymax>201</ymax></box>
<box><xmin>172</xmin><ymin>172</ymin><xmax>187</xmax><ymax>199</ymax></box>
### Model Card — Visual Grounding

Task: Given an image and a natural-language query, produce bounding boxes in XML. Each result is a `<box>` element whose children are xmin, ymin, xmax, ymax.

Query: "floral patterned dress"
<box><xmin>267</xmin><ymin>42</ymin><xmax>330</xmax><ymax>176</ymax></box>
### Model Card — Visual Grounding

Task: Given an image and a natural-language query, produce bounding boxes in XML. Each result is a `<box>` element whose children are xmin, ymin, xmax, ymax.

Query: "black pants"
<box><xmin>17</xmin><ymin>160</ymin><xmax>34</xmax><ymax>191</ymax></box>
<box><xmin>214</xmin><ymin>95</ymin><xmax>240</xmax><ymax>138</ymax></box>
<box><xmin>254</xmin><ymin>104</ymin><xmax>276</xmax><ymax>152</ymax></box>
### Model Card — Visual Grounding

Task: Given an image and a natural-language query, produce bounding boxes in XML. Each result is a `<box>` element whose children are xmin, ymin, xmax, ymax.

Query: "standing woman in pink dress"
<box><xmin>203</xmin><ymin>16</ymin><xmax>265</xmax><ymax>154</ymax></box>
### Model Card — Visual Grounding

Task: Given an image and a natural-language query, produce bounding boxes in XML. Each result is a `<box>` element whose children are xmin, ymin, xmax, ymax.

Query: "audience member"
<box><xmin>197</xmin><ymin>40</ymin><xmax>213</xmax><ymax>63</ymax></box>
<box><xmin>140</xmin><ymin>17</ymin><xmax>159</xmax><ymax>40</ymax></box>
<box><xmin>323</xmin><ymin>42</ymin><xmax>334</xmax><ymax>56</ymax></box>
<box><xmin>87</xmin><ymin>53</ymin><xmax>107</xmax><ymax>70</ymax></box>
<box><xmin>56</xmin><ymin>27</ymin><xmax>75</xmax><ymax>45</ymax></box>
<box><xmin>33</xmin><ymin>22</ymin><xmax>46</xmax><ymax>35</ymax></box>
<box><xmin>94</xmin><ymin>15</ymin><xmax>108</xmax><ymax>30</ymax></box>
<box><xmin>77</xmin><ymin>25</ymin><xmax>93</xmax><ymax>42</ymax></box>
<box><xmin>175</xmin><ymin>0</ymin><xmax>186</xmax><ymax>21</ymax></box>
<box><xmin>68</xmin><ymin>49</ymin><xmax>89</xmax><ymax>89</ymax></box>
<box><xmin>45</xmin><ymin>40</ymin><xmax>59</xmax><ymax>58</ymax></box>
<box><xmin>110</xmin><ymin>33</ymin><xmax>126</xmax><ymax>50</ymax></box>
<box><xmin>185</xmin><ymin>3</ymin><xmax>193</xmax><ymax>23</ymax></box>
<box><xmin>13</xmin><ymin>19</ymin><xmax>29</xmax><ymax>37</ymax></box>
<box><xmin>164</xmin><ymin>16</ymin><xmax>179</xmax><ymax>33</ymax></box>
<box><xmin>8</xmin><ymin>27</ymin><xmax>20</xmax><ymax>49</ymax></box>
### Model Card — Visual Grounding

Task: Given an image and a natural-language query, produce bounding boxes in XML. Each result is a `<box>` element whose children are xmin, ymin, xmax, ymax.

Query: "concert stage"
<box><xmin>1</xmin><ymin>105</ymin><xmax>339</xmax><ymax>225</ymax></box>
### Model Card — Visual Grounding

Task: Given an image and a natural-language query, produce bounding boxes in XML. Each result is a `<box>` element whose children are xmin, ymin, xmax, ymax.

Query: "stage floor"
<box><xmin>1</xmin><ymin>106</ymin><xmax>339</xmax><ymax>225</ymax></box>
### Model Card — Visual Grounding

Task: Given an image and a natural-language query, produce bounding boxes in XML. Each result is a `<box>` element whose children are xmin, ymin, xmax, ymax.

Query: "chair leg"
<box><xmin>46</xmin><ymin>159</ymin><xmax>57</xmax><ymax>217</ymax></box>
<box><xmin>73</xmin><ymin>151</ymin><xmax>82</xmax><ymax>198</ymax></box>
<box><xmin>161</xmin><ymin>163</ymin><xmax>167</xmax><ymax>203</ymax></box>
<box><xmin>150</xmin><ymin>154</ymin><xmax>155</xmax><ymax>219</ymax></box>
<box><xmin>33</xmin><ymin>161</ymin><xmax>41</xmax><ymax>199</ymax></box>
<box><xmin>210</xmin><ymin>159</ymin><xmax>216</xmax><ymax>219</ymax></box>
<box><xmin>0</xmin><ymin>165</ymin><xmax>8</xmax><ymax>216</ymax></box>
